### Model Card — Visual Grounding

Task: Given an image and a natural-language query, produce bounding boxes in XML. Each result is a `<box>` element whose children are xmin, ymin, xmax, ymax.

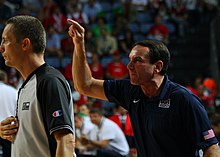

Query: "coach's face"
<box><xmin>0</xmin><ymin>24</ymin><xmax>23</xmax><ymax>68</ymax></box>
<box><xmin>127</xmin><ymin>45</ymin><xmax>156</xmax><ymax>86</ymax></box>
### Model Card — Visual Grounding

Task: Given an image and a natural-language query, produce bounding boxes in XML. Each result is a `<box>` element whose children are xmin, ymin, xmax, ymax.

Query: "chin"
<box><xmin>5</xmin><ymin>61</ymin><xmax>12</xmax><ymax>67</ymax></box>
<box><xmin>5</xmin><ymin>61</ymin><xmax>14</xmax><ymax>68</ymax></box>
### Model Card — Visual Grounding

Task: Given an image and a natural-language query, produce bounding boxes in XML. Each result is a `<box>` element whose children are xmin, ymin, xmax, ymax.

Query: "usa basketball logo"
<box><xmin>52</xmin><ymin>110</ymin><xmax>63</xmax><ymax>117</ymax></box>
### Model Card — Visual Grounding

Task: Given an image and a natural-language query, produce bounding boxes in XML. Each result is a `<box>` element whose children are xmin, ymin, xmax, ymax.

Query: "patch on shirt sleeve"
<box><xmin>203</xmin><ymin>129</ymin><xmax>215</xmax><ymax>140</ymax></box>
<box><xmin>52</xmin><ymin>110</ymin><xmax>63</xmax><ymax>117</ymax></box>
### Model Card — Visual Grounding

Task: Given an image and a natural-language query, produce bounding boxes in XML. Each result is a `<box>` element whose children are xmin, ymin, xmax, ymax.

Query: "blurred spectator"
<box><xmin>203</xmin><ymin>77</ymin><xmax>218</xmax><ymax>97</ymax></box>
<box><xmin>169</xmin><ymin>0</ymin><xmax>188</xmax><ymax>37</ymax></box>
<box><xmin>61</xmin><ymin>31</ymin><xmax>74</xmax><ymax>56</ymax></box>
<box><xmin>42</xmin><ymin>5</ymin><xmax>67</xmax><ymax>33</ymax></box>
<box><xmin>196</xmin><ymin>83</ymin><xmax>215</xmax><ymax>113</ymax></box>
<box><xmin>78</xmin><ymin>104</ymin><xmax>91</xmax><ymax>118</ymax></box>
<box><xmin>83</xmin><ymin>0</ymin><xmax>102</xmax><ymax>24</ymax></box>
<box><xmin>112</xmin><ymin>11</ymin><xmax>128</xmax><ymax>40</ymax></box>
<box><xmin>96</xmin><ymin>27</ymin><xmax>117</xmax><ymax>57</ymax></box>
<box><xmin>0</xmin><ymin>0</ymin><xmax>13</xmax><ymax>30</ymax></box>
<box><xmin>63</xmin><ymin>62</ymin><xmax>72</xmax><ymax>81</ymax></box>
<box><xmin>183</xmin><ymin>77</ymin><xmax>198</xmax><ymax>95</ymax></box>
<box><xmin>67</xmin><ymin>3</ymin><xmax>89</xmax><ymax>27</ymax></box>
<box><xmin>89</xmin><ymin>53</ymin><xmax>104</xmax><ymax>79</ymax></box>
<box><xmin>7</xmin><ymin>67</ymin><xmax>20</xmax><ymax>88</ymax></box>
<box><xmin>108</xmin><ymin>105</ymin><xmax>135</xmax><ymax>149</ymax></box>
<box><xmin>147</xmin><ymin>14</ymin><xmax>169</xmax><ymax>44</ymax></box>
<box><xmin>0</xmin><ymin>69</ymin><xmax>17</xmax><ymax>157</ymax></box>
<box><xmin>45</xmin><ymin>26</ymin><xmax>63</xmax><ymax>59</ymax></box>
<box><xmin>21</xmin><ymin>0</ymin><xmax>43</xmax><ymax>16</ymax></box>
<box><xmin>91</xmin><ymin>16</ymin><xmax>111</xmax><ymax>38</ymax></box>
<box><xmin>149</xmin><ymin>0</ymin><xmax>161</xmax><ymax>10</ymax></box>
<box><xmin>85</xmin><ymin>30</ymin><xmax>97</xmax><ymax>54</ymax></box>
<box><xmin>105</xmin><ymin>50</ymin><xmax>128</xmax><ymax>80</ymax></box>
<box><xmin>185</xmin><ymin>0</ymin><xmax>198</xmax><ymax>32</ymax></box>
<box><xmin>131</xmin><ymin>0</ymin><xmax>148</xmax><ymax>11</ymax></box>
<box><xmin>80</xmin><ymin>108</ymin><xmax>129</xmax><ymax>157</ymax></box>
<box><xmin>39</xmin><ymin>0</ymin><xmax>58</xmax><ymax>23</ymax></box>
<box><xmin>74</xmin><ymin>112</ymin><xmax>95</xmax><ymax>156</ymax></box>
<box><xmin>118</xmin><ymin>29</ymin><xmax>134</xmax><ymax>55</ymax></box>
<box><xmin>156</xmin><ymin>1</ymin><xmax>170</xmax><ymax>22</ymax></box>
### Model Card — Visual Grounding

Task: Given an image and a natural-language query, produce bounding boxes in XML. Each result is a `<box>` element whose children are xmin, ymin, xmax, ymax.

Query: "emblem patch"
<box><xmin>158</xmin><ymin>99</ymin><xmax>171</xmax><ymax>108</ymax></box>
<box><xmin>52</xmin><ymin>110</ymin><xmax>63</xmax><ymax>117</ymax></box>
<box><xmin>22</xmin><ymin>102</ymin><xmax>30</xmax><ymax>110</ymax></box>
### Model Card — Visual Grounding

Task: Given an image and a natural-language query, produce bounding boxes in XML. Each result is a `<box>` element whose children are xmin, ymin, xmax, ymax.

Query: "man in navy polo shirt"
<box><xmin>68</xmin><ymin>19</ymin><xmax>219</xmax><ymax>157</ymax></box>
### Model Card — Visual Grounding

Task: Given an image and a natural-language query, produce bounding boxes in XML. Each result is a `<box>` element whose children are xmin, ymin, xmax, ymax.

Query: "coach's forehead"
<box><xmin>129</xmin><ymin>45</ymin><xmax>150</xmax><ymax>59</ymax></box>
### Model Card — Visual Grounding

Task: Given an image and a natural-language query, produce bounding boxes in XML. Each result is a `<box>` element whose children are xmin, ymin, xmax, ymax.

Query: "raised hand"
<box><xmin>67</xmin><ymin>19</ymin><xmax>85</xmax><ymax>44</ymax></box>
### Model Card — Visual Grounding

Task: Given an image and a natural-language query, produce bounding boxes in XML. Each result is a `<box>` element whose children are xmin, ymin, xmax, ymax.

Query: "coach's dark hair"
<box><xmin>6</xmin><ymin>15</ymin><xmax>46</xmax><ymax>54</ymax></box>
<box><xmin>132</xmin><ymin>40</ymin><xmax>170</xmax><ymax>75</ymax></box>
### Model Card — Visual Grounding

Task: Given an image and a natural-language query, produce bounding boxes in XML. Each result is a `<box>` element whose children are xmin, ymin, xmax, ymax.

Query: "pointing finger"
<box><xmin>67</xmin><ymin>19</ymin><xmax>84</xmax><ymax>34</ymax></box>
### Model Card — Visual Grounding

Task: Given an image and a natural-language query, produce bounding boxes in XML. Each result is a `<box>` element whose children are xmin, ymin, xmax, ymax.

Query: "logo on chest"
<box><xmin>158</xmin><ymin>99</ymin><xmax>171</xmax><ymax>108</ymax></box>
<box><xmin>22</xmin><ymin>102</ymin><xmax>30</xmax><ymax>110</ymax></box>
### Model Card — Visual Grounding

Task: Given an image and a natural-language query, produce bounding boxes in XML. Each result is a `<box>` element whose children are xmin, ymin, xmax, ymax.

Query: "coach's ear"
<box><xmin>154</xmin><ymin>60</ymin><xmax>163</xmax><ymax>74</ymax></box>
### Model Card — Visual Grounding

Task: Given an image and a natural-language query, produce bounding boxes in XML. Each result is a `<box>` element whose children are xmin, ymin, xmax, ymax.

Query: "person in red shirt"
<box><xmin>108</xmin><ymin>104</ymin><xmax>135</xmax><ymax>149</ymax></box>
<box><xmin>42</xmin><ymin>6</ymin><xmax>67</xmax><ymax>33</ymax></box>
<box><xmin>105</xmin><ymin>50</ymin><xmax>128</xmax><ymax>80</ymax></box>
<box><xmin>89</xmin><ymin>53</ymin><xmax>104</xmax><ymax>79</ymax></box>
<box><xmin>147</xmin><ymin>14</ymin><xmax>169</xmax><ymax>44</ymax></box>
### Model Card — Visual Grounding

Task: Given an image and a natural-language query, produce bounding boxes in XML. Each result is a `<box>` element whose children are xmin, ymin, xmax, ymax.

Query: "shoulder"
<box><xmin>104</xmin><ymin>118</ymin><xmax>120</xmax><ymax>129</ymax></box>
<box><xmin>36</xmin><ymin>65</ymin><xmax>67</xmax><ymax>85</ymax></box>
<box><xmin>168</xmin><ymin>81</ymin><xmax>203</xmax><ymax>108</ymax></box>
<box><xmin>104</xmin><ymin>79</ymin><xmax>133</xmax><ymax>88</ymax></box>
<box><xmin>1</xmin><ymin>83</ymin><xmax>17</xmax><ymax>93</ymax></box>
<box><xmin>169</xmin><ymin>81</ymin><xmax>194</xmax><ymax>98</ymax></box>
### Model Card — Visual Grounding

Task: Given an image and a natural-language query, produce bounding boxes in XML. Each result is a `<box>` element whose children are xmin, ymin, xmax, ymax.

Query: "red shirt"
<box><xmin>148</xmin><ymin>24</ymin><xmax>169</xmax><ymax>39</ymax></box>
<box><xmin>106</xmin><ymin>62</ymin><xmax>128</xmax><ymax>79</ymax></box>
<box><xmin>109</xmin><ymin>114</ymin><xmax>134</xmax><ymax>136</ymax></box>
<box><xmin>64</xmin><ymin>64</ymin><xmax>72</xmax><ymax>81</ymax></box>
<box><xmin>61</xmin><ymin>37</ymin><xmax>74</xmax><ymax>55</ymax></box>
<box><xmin>89</xmin><ymin>63</ymin><xmax>104</xmax><ymax>79</ymax></box>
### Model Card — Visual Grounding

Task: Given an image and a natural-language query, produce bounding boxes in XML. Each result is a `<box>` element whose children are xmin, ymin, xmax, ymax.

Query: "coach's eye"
<box><xmin>133</xmin><ymin>57</ymin><xmax>143</xmax><ymax>63</ymax></box>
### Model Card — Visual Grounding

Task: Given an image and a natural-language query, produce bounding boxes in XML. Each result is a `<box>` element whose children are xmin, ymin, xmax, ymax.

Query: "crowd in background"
<box><xmin>1</xmin><ymin>0</ymin><xmax>220</xmax><ymax>156</ymax></box>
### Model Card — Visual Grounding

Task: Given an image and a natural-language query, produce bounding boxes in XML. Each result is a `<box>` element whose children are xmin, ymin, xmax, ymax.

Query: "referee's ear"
<box><xmin>21</xmin><ymin>38</ymin><xmax>31</xmax><ymax>52</ymax></box>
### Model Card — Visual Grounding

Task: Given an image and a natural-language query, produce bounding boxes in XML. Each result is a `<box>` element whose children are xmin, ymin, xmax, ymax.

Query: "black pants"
<box><xmin>97</xmin><ymin>149</ymin><xmax>127</xmax><ymax>157</ymax></box>
<box><xmin>0</xmin><ymin>138</ymin><xmax>11</xmax><ymax>157</ymax></box>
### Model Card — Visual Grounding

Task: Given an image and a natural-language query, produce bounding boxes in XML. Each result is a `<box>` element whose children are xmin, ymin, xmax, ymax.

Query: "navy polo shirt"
<box><xmin>104</xmin><ymin>75</ymin><xmax>218</xmax><ymax>157</ymax></box>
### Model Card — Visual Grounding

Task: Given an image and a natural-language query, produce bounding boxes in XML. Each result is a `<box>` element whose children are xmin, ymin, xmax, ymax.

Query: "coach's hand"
<box><xmin>0</xmin><ymin>116</ymin><xmax>18</xmax><ymax>142</ymax></box>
